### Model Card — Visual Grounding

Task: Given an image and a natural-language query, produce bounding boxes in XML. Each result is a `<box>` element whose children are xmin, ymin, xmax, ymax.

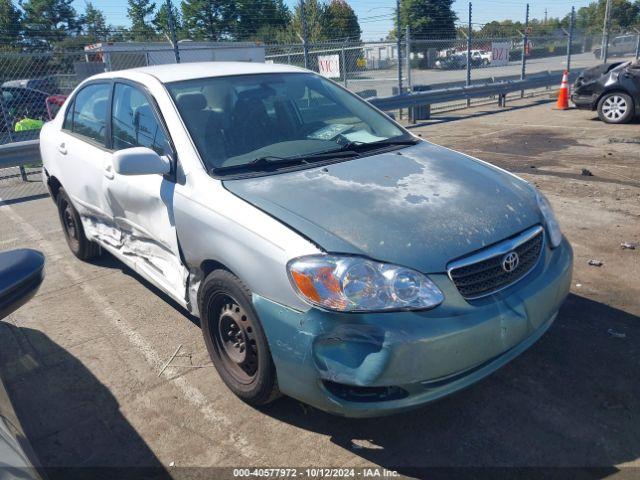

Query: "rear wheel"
<box><xmin>597</xmin><ymin>92</ymin><xmax>635</xmax><ymax>124</ymax></box>
<box><xmin>56</xmin><ymin>188</ymin><xmax>101</xmax><ymax>260</ymax></box>
<box><xmin>199</xmin><ymin>270</ymin><xmax>279</xmax><ymax>406</ymax></box>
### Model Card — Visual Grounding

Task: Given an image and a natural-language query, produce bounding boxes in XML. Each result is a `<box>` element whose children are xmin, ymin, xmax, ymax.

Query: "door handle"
<box><xmin>103</xmin><ymin>163</ymin><xmax>114</xmax><ymax>180</ymax></box>
<box><xmin>58</xmin><ymin>143</ymin><xmax>67</xmax><ymax>155</ymax></box>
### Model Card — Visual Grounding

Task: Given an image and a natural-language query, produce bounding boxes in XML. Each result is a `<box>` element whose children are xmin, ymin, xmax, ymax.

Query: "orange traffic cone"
<box><xmin>555</xmin><ymin>71</ymin><xmax>570</xmax><ymax>110</ymax></box>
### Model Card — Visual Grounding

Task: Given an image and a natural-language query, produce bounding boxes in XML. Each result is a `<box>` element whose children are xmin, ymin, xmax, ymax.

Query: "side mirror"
<box><xmin>0</xmin><ymin>249</ymin><xmax>45</xmax><ymax>320</ymax></box>
<box><xmin>112</xmin><ymin>147</ymin><xmax>171</xmax><ymax>176</ymax></box>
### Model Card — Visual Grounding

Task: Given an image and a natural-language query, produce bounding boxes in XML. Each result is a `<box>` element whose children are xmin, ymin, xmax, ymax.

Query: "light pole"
<box><xmin>300</xmin><ymin>0</ymin><xmax>309</xmax><ymax>69</ymax></box>
<box><xmin>601</xmin><ymin>0</ymin><xmax>612</xmax><ymax>63</ymax></box>
<box><xmin>166</xmin><ymin>0</ymin><xmax>180</xmax><ymax>64</ymax></box>
<box><xmin>396</xmin><ymin>0</ymin><xmax>403</xmax><ymax>95</ymax></box>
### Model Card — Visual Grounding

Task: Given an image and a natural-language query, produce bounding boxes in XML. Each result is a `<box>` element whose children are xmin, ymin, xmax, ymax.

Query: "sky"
<box><xmin>71</xmin><ymin>0</ymin><xmax>596</xmax><ymax>40</ymax></box>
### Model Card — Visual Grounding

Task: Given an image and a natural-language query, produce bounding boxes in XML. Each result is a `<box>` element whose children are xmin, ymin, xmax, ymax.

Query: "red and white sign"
<box><xmin>491</xmin><ymin>42</ymin><xmax>510</xmax><ymax>66</ymax></box>
<box><xmin>318</xmin><ymin>54</ymin><xmax>340</xmax><ymax>78</ymax></box>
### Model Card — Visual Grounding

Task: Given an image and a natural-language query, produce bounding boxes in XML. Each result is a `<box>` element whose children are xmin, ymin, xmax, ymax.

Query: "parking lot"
<box><xmin>0</xmin><ymin>98</ymin><xmax>639</xmax><ymax>478</ymax></box>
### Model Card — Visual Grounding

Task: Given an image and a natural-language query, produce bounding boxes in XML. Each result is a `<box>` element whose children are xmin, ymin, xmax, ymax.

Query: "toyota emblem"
<box><xmin>502</xmin><ymin>252</ymin><xmax>519</xmax><ymax>273</ymax></box>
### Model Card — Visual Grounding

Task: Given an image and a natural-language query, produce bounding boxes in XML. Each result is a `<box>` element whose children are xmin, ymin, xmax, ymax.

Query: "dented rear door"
<box><xmin>57</xmin><ymin>82</ymin><xmax>113</xmax><ymax>222</ymax></box>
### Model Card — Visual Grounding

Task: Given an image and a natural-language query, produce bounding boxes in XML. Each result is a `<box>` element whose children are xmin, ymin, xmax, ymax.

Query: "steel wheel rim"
<box><xmin>602</xmin><ymin>96</ymin><xmax>627</xmax><ymax>120</ymax></box>
<box><xmin>60</xmin><ymin>198</ymin><xmax>79</xmax><ymax>246</ymax></box>
<box><xmin>209</xmin><ymin>294</ymin><xmax>259</xmax><ymax>384</ymax></box>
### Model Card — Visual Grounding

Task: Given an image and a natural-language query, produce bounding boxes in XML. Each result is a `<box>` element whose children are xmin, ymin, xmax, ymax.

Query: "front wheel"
<box><xmin>597</xmin><ymin>92</ymin><xmax>635</xmax><ymax>124</ymax></box>
<box><xmin>199</xmin><ymin>270</ymin><xmax>280</xmax><ymax>406</ymax></box>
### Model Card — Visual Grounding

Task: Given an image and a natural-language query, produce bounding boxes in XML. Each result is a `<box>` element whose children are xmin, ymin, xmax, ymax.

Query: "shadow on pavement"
<box><xmin>0</xmin><ymin>322</ymin><xmax>171</xmax><ymax>480</ymax></box>
<box><xmin>89</xmin><ymin>253</ymin><xmax>200</xmax><ymax>328</ymax></box>
<box><xmin>407</xmin><ymin>98</ymin><xmax>554</xmax><ymax>128</ymax></box>
<box><xmin>261</xmin><ymin>294</ymin><xmax>639</xmax><ymax>476</ymax></box>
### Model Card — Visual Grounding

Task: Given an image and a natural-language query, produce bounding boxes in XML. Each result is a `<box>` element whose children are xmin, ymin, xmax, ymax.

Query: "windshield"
<box><xmin>167</xmin><ymin>72</ymin><xmax>409</xmax><ymax>173</ymax></box>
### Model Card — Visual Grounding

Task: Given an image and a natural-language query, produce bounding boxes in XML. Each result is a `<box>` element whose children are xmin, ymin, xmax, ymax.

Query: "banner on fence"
<box><xmin>491</xmin><ymin>42</ymin><xmax>511</xmax><ymax>66</ymax></box>
<box><xmin>318</xmin><ymin>55</ymin><xmax>340</xmax><ymax>78</ymax></box>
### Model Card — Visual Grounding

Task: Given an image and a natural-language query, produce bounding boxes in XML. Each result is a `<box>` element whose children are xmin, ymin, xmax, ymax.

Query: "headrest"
<box><xmin>176</xmin><ymin>92</ymin><xmax>206</xmax><ymax>112</ymax></box>
<box><xmin>288</xmin><ymin>79</ymin><xmax>307</xmax><ymax>100</ymax></box>
<box><xmin>92</xmin><ymin>98</ymin><xmax>107</xmax><ymax>120</ymax></box>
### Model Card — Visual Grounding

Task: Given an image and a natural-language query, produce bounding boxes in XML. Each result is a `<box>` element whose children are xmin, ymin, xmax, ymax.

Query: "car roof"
<box><xmin>91</xmin><ymin>61</ymin><xmax>309</xmax><ymax>84</ymax></box>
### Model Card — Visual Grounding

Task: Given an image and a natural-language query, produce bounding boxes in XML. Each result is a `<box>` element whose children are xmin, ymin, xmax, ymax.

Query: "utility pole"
<box><xmin>300</xmin><ymin>0</ymin><xmax>309</xmax><ymax>69</ymax></box>
<box><xmin>544</xmin><ymin>8</ymin><xmax>548</xmax><ymax>25</ymax></box>
<box><xmin>566</xmin><ymin>6</ymin><xmax>575</xmax><ymax>73</ymax></box>
<box><xmin>601</xmin><ymin>0</ymin><xmax>612</xmax><ymax>63</ymax></box>
<box><xmin>466</xmin><ymin>2</ymin><xmax>472</xmax><ymax>89</ymax></box>
<box><xmin>520</xmin><ymin>4</ymin><xmax>529</xmax><ymax>86</ymax></box>
<box><xmin>166</xmin><ymin>0</ymin><xmax>180</xmax><ymax>64</ymax></box>
<box><xmin>405</xmin><ymin>25</ymin><xmax>412</xmax><ymax>93</ymax></box>
<box><xmin>396</xmin><ymin>0</ymin><xmax>403</xmax><ymax>95</ymax></box>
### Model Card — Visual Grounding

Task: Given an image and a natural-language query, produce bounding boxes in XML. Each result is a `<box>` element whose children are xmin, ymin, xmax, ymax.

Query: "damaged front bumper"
<box><xmin>254</xmin><ymin>238</ymin><xmax>573</xmax><ymax>417</ymax></box>
<box><xmin>571</xmin><ymin>91</ymin><xmax>599</xmax><ymax>110</ymax></box>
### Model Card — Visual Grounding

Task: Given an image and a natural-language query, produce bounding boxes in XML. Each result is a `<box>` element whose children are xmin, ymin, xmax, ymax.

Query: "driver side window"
<box><xmin>111</xmin><ymin>83</ymin><xmax>171</xmax><ymax>156</ymax></box>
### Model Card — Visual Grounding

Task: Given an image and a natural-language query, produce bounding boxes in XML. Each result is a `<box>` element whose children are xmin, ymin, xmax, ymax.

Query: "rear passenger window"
<box><xmin>111</xmin><ymin>83</ymin><xmax>170</xmax><ymax>156</ymax></box>
<box><xmin>63</xmin><ymin>100</ymin><xmax>74</xmax><ymax>130</ymax></box>
<box><xmin>68</xmin><ymin>83</ymin><xmax>110</xmax><ymax>145</ymax></box>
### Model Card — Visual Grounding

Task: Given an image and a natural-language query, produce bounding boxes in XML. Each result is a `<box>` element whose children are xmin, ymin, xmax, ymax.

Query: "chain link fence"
<box><xmin>265</xmin><ymin>41</ymin><xmax>408</xmax><ymax>99</ymax></box>
<box><xmin>0</xmin><ymin>29</ymin><xmax>638</xmax><ymax>202</ymax></box>
<box><xmin>0</xmin><ymin>30</ymin><xmax>638</xmax><ymax>149</ymax></box>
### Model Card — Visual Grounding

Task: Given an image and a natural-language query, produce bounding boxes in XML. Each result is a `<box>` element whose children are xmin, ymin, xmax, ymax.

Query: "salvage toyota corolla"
<box><xmin>40</xmin><ymin>62</ymin><xmax>573</xmax><ymax>417</ymax></box>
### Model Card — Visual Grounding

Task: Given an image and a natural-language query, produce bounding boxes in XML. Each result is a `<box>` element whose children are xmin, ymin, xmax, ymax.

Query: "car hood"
<box><xmin>580</xmin><ymin>62</ymin><xmax>624</xmax><ymax>81</ymax></box>
<box><xmin>223</xmin><ymin>141</ymin><xmax>542</xmax><ymax>273</ymax></box>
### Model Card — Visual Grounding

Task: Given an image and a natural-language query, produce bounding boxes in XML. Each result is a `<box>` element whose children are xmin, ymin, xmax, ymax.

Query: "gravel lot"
<box><xmin>0</xmin><ymin>98</ymin><xmax>638</xmax><ymax>479</ymax></box>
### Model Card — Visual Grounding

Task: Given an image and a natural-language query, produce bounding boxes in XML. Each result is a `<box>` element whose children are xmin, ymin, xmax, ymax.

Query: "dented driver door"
<box><xmin>100</xmin><ymin>81</ymin><xmax>187</xmax><ymax>303</ymax></box>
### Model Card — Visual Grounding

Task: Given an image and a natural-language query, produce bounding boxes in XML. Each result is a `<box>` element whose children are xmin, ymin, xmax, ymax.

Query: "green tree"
<box><xmin>153</xmin><ymin>1</ymin><xmax>183</xmax><ymax>38</ymax></box>
<box><xmin>323</xmin><ymin>0</ymin><xmax>361</xmax><ymax>41</ymax></box>
<box><xmin>399</xmin><ymin>0</ymin><xmax>457</xmax><ymax>40</ymax></box>
<box><xmin>181</xmin><ymin>0</ymin><xmax>236</xmax><ymax>40</ymax></box>
<box><xmin>576</xmin><ymin>0</ymin><xmax>640</xmax><ymax>33</ymax></box>
<box><xmin>479</xmin><ymin>20</ymin><xmax>523</xmax><ymax>37</ymax></box>
<box><xmin>0</xmin><ymin>0</ymin><xmax>21</xmax><ymax>44</ymax></box>
<box><xmin>20</xmin><ymin>0</ymin><xmax>79</xmax><ymax>46</ymax></box>
<box><xmin>81</xmin><ymin>2</ymin><xmax>108</xmax><ymax>42</ymax></box>
<box><xmin>233</xmin><ymin>0</ymin><xmax>291</xmax><ymax>40</ymax></box>
<box><xmin>128</xmin><ymin>0</ymin><xmax>156</xmax><ymax>40</ymax></box>
<box><xmin>292</xmin><ymin>0</ymin><xmax>326</xmax><ymax>42</ymax></box>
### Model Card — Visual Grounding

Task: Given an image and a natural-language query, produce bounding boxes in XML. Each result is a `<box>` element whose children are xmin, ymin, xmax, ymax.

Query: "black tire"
<box><xmin>56</xmin><ymin>188</ymin><xmax>101</xmax><ymax>260</ymax></box>
<box><xmin>199</xmin><ymin>270</ymin><xmax>280</xmax><ymax>406</ymax></box>
<box><xmin>597</xmin><ymin>92</ymin><xmax>635</xmax><ymax>124</ymax></box>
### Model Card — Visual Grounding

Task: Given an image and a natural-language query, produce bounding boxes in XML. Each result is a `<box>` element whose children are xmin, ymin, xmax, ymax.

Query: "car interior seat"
<box><xmin>91</xmin><ymin>98</ymin><xmax>107</xmax><ymax>140</ymax></box>
<box><xmin>229</xmin><ymin>89</ymin><xmax>276</xmax><ymax>155</ymax></box>
<box><xmin>176</xmin><ymin>92</ymin><xmax>227</xmax><ymax>166</ymax></box>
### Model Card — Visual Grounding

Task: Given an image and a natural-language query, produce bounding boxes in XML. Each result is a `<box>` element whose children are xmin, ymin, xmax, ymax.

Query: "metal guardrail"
<box><xmin>0</xmin><ymin>71</ymin><xmax>574</xmax><ymax>172</ymax></box>
<box><xmin>0</xmin><ymin>139</ymin><xmax>40</xmax><ymax>170</ymax></box>
<box><xmin>369</xmin><ymin>71</ymin><xmax>574</xmax><ymax>112</ymax></box>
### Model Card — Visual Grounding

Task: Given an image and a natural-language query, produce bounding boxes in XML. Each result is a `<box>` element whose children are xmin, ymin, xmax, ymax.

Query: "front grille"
<box><xmin>448</xmin><ymin>228</ymin><xmax>544</xmax><ymax>299</ymax></box>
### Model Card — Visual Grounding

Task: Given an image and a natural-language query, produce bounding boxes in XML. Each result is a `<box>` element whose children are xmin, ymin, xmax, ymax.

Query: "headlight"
<box><xmin>287</xmin><ymin>255</ymin><xmax>444</xmax><ymax>312</ymax></box>
<box><xmin>536</xmin><ymin>192</ymin><xmax>562</xmax><ymax>248</ymax></box>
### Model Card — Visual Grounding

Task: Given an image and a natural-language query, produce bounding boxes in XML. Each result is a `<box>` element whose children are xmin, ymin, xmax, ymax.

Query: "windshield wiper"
<box><xmin>346</xmin><ymin>138</ymin><xmax>420</xmax><ymax>151</ymax></box>
<box><xmin>213</xmin><ymin>150</ymin><xmax>360</xmax><ymax>175</ymax></box>
<box><xmin>213</xmin><ymin>155</ymin><xmax>307</xmax><ymax>174</ymax></box>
